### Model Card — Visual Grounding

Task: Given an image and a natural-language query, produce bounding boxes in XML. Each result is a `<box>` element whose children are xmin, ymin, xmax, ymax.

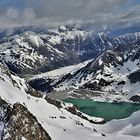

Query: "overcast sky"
<box><xmin>0</xmin><ymin>0</ymin><xmax>140</xmax><ymax>28</ymax></box>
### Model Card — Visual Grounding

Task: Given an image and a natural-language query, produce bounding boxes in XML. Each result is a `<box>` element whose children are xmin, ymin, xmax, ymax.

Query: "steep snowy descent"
<box><xmin>0</xmin><ymin>63</ymin><xmax>106</xmax><ymax>140</ymax></box>
<box><xmin>0</xmin><ymin>62</ymin><xmax>140</xmax><ymax>139</ymax></box>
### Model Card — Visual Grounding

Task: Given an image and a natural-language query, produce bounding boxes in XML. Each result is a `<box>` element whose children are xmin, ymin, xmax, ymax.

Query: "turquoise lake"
<box><xmin>64</xmin><ymin>98</ymin><xmax>140</xmax><ymax>121</ymax></box>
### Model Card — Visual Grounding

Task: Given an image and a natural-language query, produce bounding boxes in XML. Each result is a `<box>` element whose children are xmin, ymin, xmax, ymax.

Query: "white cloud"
<box><xmin>23</xmin><ymin>8</ymin><xmax>36</xmax><ymax>23</ymax></box>
<box><xmin>6</xmin><ymin>8</ymin><xmax>18</xmax><ymax>19</ymax></box>
<box><xmin>0</xmin><ymin>0</ymin><xmax>140</xmax><ymax>28</ymax></box>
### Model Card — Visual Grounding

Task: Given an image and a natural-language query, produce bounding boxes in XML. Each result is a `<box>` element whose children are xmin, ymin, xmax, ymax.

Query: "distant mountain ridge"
<box><xmin>0</xmin><ymin>26</ymin><xmax>140</xmax><ymax>76</ymax></box>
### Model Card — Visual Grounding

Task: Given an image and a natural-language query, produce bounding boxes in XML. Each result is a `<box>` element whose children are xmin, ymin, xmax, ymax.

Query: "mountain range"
<box><xmin>0</xmin><ymin>26</ymin><xmax>140</xmax><ymax>139</ymax></box>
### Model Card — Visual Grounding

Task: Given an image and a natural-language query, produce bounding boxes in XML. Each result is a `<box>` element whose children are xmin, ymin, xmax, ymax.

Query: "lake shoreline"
<box><xmin>63</xmin><ymin>98</ymin><xmax>140</xmax><ymax>121</ymax></box>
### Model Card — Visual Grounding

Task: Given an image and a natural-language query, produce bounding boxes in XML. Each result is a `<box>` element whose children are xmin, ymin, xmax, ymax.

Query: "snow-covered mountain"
<box><xmin>1</xmin><ymin>27</ymin><xmax>140</xmax><ymax>139</ymax></box>
<box><xmin>1</xmin><ymin>26</ymin><xmax>140</xmax><ymax>76</ymax></box>
<box><xmin>0</xmin><ymin>31</ymin><xmax>80</xmax><ymax>75</ymax></box>
<box><xmin>29</xmin><ymin>35</ymin><xmax>140</xmax><ymax>102</ymax></box>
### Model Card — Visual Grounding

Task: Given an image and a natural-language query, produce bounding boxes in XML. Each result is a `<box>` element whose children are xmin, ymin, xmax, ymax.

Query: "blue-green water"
<box><xmin>64</xmin><ymin>98</ymin><xmax>140</xmax><ymax>121</ymax></box>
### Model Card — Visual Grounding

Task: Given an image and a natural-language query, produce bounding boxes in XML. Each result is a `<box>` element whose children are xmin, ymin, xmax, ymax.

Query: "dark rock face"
<box><xmin>2</xmin><ymin>103</ymin><xmax>51</xmax><ymax>140</ymax></box>
<box><xmin>98</xmin><ymin>78</ymin><xmax>114</xmax><ymax>87</ymax></box>
<box><xmin>5</xmin><ymin>62</ymin><xmax>22</xmax><ymax>75</ymax></box>
<box><xmin>45</xmin><ymin>97</ymin><xmax>62</xmax><ymax>108</ymax></box>
<box><xmin>128</xmin><ymin>70</ymin><xmax>140</xmax><ymax>83</ymax></box>
<box><xmin>82</xmin><ymin>82</ymin><xmax>101</xmax><ymax>90</ymax></box>
<box><xmin>29</xmin><ymin>78</ymin><xmax>54</xmax><ymax>92</ymax></box>
<box><xmin>0</xmin><ymin>98</ymin><xmax>10</xmax><ymax>123</ymax></box>
<box><xmin>65</xmin><ymin>105</ymin><xmax>106</xmax><ymax>125</ymax></box>
<box><xmin>117</xmin><ymin>81</ymin><xmax>126</xmax><ymax>86</ymax></box>
<box><xmin>130</xmin><ymin>95</ymin><xmax>140</xmax><ymax>103</ymax></box>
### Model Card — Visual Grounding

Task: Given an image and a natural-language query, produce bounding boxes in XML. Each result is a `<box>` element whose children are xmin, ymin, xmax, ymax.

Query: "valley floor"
<box><xmin>47</xmin><ymin>89</ymin><xmax>132</xmax><ymax>103</ymax></box>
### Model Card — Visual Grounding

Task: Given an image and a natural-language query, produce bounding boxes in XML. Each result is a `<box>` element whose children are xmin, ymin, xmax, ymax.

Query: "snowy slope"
<box><xmin>0</xmin><ymin>60</ymin><xmax>140</xmax><ymax>139</ymax></box>
<box><xmin>0</xmin><ymin>63</ymin><xmax>105</xmax><ymax>140</ymax></box>
<box><xmin>31</xmin><ymin>59</ymin><xmax>92</xmax><ymax>79</ymax></box>
<box><xmin>97</xmin><ymin>110</ymin><xmax>140</xmax><ymax>139</ymax></box>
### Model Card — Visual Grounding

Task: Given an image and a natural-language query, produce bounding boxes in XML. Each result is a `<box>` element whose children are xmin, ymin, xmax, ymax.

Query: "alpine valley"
<box><xmin>0</xmin><ymin>25</ymin><xmax>140</xmax><ymax>140</ymax></box>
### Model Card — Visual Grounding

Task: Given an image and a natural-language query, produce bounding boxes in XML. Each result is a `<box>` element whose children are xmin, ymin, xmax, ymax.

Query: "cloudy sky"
<box><xmin>0</xmin><ymin>0</ymin><xmax>140</xmax><ymax>28</ymax></box>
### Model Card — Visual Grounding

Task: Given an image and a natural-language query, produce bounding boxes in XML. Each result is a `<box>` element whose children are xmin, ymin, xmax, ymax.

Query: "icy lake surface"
<box><xmin>64</xmin><ymin>98</ymin><xmax>140</xmax><ymax>121</ymax></box>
